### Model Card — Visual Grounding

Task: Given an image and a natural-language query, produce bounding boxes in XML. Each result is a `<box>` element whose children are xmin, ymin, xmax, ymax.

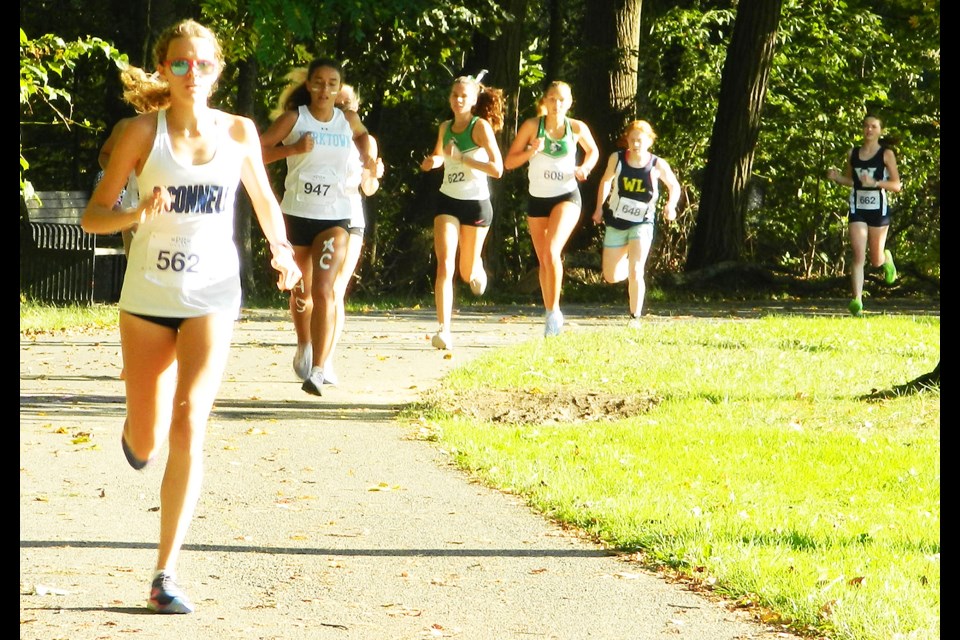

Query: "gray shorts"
<box><xmin>603</xmin><ymin>223</ymin><xmax>653</xmax><ymax>248</ymax></box>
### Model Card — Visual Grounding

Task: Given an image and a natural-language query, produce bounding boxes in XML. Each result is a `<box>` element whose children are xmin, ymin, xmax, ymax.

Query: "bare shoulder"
<box><xmin>123</xmin><ymin>112</ymin><xmax>159</xmax><ymax>142</ymax></box>
<box><xmin>219</xmin><ymin>111</ymin><xmax>258</xmax><ymax>141</ymax></box>
<box><xmin>517</xmin><ymin>116</ymin><xmax>540</xmax><ymax>135</ymax></box>
<box><xmin>111</xmin><ymin>116</ymin><xmax>136</xmax><ymax>136</ymax></box>
<box><xmin>342</xmin><ymin>108</ymin><xmax>368</xmax><ymax>134</ymax></box>
<box><xmin>604</xmin><ymin>150</ymin><xmax>620</xmax><ymax>168</ymax></box>
<box><xmin>476</xmin><ymin>116</ymin><xmax>496</xmax><ymax>133</ymax></box>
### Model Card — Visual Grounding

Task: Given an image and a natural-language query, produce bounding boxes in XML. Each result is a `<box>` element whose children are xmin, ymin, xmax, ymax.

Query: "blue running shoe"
<box><xmin>148</xmin><ymin>571</ymin><xmax>194</xmax><ymax>614</ymax></box>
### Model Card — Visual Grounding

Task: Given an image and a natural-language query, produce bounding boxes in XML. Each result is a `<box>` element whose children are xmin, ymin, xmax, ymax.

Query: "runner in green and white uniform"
<box><xmin>505</xmin><ymin>81</ymin><xmax>599</xmax><ymax>337</ymax></box>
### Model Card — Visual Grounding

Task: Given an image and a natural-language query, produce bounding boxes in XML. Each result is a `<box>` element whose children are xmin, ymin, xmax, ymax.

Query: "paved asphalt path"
<box><xmin>24</xmin><ymin>301</ymin><xmax>924</xmax><ymax>640</ymax></box>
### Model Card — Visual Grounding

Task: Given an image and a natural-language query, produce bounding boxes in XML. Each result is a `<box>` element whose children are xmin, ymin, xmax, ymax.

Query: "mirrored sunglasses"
<box><xmin>165</xmin><ymin>58</ymin><xmax>217</xmax><ymax>77</ymax></box>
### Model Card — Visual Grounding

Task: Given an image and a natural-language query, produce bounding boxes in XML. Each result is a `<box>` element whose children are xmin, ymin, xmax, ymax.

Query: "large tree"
<box><xmin>571</xmin><ymin>0</ymin><xmax>642</xmax><ymax>250</ymax></box>
<box><xmin>576</xmin><ymin>0</ymin><xmax>642</xmax><ymax>153</ymax></box>
<box><xmin>685</xmin><ymin>0</ymin><xmax>782</xmax><ymax>271</ymax></box>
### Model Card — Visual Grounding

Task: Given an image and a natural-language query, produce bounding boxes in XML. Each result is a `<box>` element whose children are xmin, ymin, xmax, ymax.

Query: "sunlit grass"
<box><xmin>19</xmin><ymin>299</ymin><xmax>120</xmax><ymax>334</ymax></box>
<box><xmin>411</xmin><ymin>316</ymin><xmax>940</xmax><ymax>640</ymax></box>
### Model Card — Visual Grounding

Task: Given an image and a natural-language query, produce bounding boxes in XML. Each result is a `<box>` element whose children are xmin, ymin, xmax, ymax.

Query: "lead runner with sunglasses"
<box><xmin>82</xmin><ymin>19</ymin><xmax>300</xmax><ymax>614</ymax></box>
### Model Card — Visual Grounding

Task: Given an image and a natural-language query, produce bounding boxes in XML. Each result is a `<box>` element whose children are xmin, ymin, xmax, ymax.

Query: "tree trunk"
<box><xmin>577</xmin><ymin>0</ymin><xmax>642</xmax><ymax>153</ymax></box>
<box><xmin>545</xmin><ymin>0</ymin><xmax>563</xmax><ymax>85</ymax></box>
<box><xmin>233</xmin><ymin>57</ymin><xmax>258</xmax><ymax>295</ymax></box>
<box><xmin>685</xmin><ymin>0</ymin><xmax>782</xmax><ymax>271</ymax></box>
<box><xmin>573</xmin><ymin>0</ymin><xmax>642</xmax><ymax>250</ymax></box>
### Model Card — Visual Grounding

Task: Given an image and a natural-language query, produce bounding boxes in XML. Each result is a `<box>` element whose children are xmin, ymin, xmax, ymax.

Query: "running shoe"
<box><xmin>293</xmin><ymin>343</ymin><xmax>313</xmax><ymax>381</ymax></box>
<box><xmin>544</xmin><ymin>309</ymin><xmax>564</xmax><ymax>337</ymax></box>
<box><xmin>148</xmin><ymin>571</ymin><xmax>194</xmax><ymax>614</ymax></box>
<box><xmin>121</xmin><ymin>433</ymin><xmax>148</xmax><ymax>470</ymax></box>
<box><xmin>848</xmin><ymin>298</ymin><xmax>863</xmax><ymax>317</ymax></box>
<box><xmin>322</xmin><ymin>362</ymin><xmax>338</xmax><ymax>386</ymax></box>
<box><xmin>883</xmin><ymin>249</ymin><xmax>897</xmax><ymax>284</ymax></box>
<box><xmin>302</xmin><ymin>368</ymin><xmax>324</xmax><ymax>396</ymax></box>
<box><xmin>431</xmin><ymin>330</ymin><xmax>453</xmax><ymax>350</ymax></box>
<box><xmin>469</xmin><ymin>270</ymin><xmax>488</xmax><ymax>296</ymax></box>
<box><xmin>627</xmin><ymin>315</ymin><xmax>642</xmax><ymax>330</ymax></box>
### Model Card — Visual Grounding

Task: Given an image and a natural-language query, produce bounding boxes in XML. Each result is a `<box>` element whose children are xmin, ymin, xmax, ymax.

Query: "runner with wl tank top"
<box><xmin>592</xmin><ymin>120</ymin><xmax>680</xmax><ymax>323</ymax></box>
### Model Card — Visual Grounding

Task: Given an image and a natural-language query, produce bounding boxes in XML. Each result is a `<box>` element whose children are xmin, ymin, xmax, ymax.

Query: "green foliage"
<box><xmin>639</xmin><ymin>0</ymin><xmax>939</xmax><ymax>279</ymax></box>
<box><xmin>19</xmin><ymin>0</ymin><xmax>940</xmax><ymax>297</ymax></box>
<box><xmin>19</xmin><ymin>28</ymin><xmax>127</xmax><ymax>196</ymax></box>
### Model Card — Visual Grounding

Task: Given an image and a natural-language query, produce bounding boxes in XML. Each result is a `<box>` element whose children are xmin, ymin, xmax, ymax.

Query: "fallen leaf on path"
<box><xmin>368</xmin><ymin>482</ymin><xmax>403</xmax><ymax>491</ymax></box>
<box><xmin>383</xmin><ymin>603</ymin><xmax>423</xmax><ymax>617</ymax></box>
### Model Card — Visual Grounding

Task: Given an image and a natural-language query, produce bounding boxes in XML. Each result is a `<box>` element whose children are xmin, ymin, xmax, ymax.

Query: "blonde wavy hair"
<box><xmin>121</xmin><ymin>19</ymin><xmax>224</xmax><ymax>113</ymax></box>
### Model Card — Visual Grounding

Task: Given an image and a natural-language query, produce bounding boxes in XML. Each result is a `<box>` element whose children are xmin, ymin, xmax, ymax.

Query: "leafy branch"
<box><xmin>20</xmin><ymin>28</ymin><xmax>127</xmax><ymax>196</ymax></box>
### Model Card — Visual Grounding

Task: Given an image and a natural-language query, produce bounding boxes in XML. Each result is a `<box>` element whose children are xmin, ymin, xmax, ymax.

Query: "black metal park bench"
<box><xmin>20</xmin><ymin>190</ymin><xmax>126</xmax><ymax>304</ymax></box>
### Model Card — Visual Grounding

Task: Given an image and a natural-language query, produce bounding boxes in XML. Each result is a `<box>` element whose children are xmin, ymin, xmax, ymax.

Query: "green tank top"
<box><xmin>443</xmin><ymin>116</ymin><xmax>480</xmax><ymax>153</ymax></box>
<box><xmin>536</xmin><ymin>116</ymin><xmax>572</xmax><ymax>158</ymax></box>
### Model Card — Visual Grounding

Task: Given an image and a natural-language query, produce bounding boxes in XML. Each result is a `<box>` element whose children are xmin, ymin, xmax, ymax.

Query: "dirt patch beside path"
<box><xmin>431</xmin><ymin>388</ymin><xmax>663</xmax><ymax>425</ymax></box>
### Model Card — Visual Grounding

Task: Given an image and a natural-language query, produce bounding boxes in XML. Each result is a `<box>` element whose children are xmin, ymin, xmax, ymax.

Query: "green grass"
<box><xmin>19</xmin><ymin>300</ymin><xmax>120</xmax><ymax>334</ymax></box>
<box><xmin>409</xmin><ymin>315</ymin><xmax>940</xmax><ymax>640</ymax></box>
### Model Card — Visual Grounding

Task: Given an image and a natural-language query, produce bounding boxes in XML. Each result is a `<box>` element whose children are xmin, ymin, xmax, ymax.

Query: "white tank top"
<box><xmin>281</xmin><ymin>106</ymin><xmax>360</xmax><ymax>221</ymax></box>
<box><xmin>527</xmin><ymin>117</ymin><xmax>578</xmax><ymax>198</ymax></box>
<box><xmin>120</xmin><ymin>109</ymin><xmax>242</xmax><ymax>317</ymax></box>
<box><xmin>439</xmin><ymin>117</ymin><xmax>491</xmax><ymax>201</ymax></box>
